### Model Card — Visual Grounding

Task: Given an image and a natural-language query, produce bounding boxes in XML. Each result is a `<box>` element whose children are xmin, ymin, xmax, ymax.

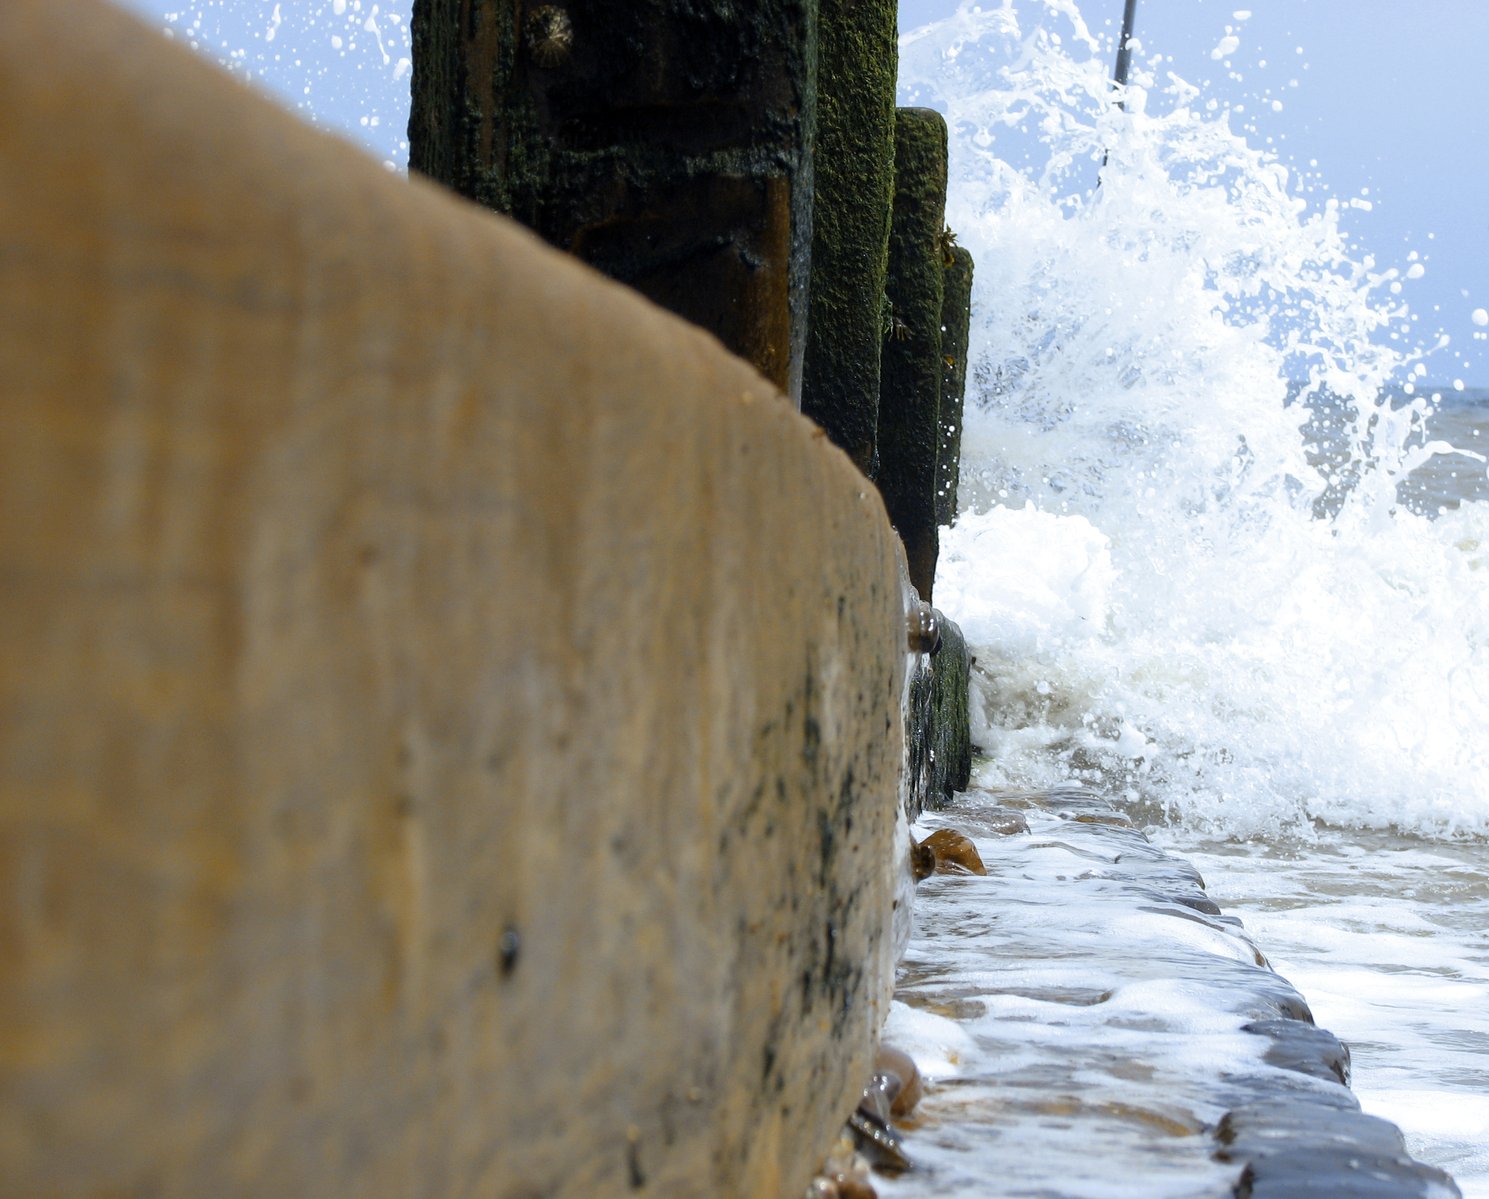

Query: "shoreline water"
<box><xmin>878</xmin><ymin>784</ymin><xmax>1463</xmax><ymax>1199</ymax></box>
<box><xmin>1171</xmin><ymin>830</ymin><xmax>1489</xmax><ymax>1198</ymax></box>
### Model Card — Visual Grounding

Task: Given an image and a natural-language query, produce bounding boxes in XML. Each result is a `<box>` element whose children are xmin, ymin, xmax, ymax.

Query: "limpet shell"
<box><xmin>525</xmin><ymin>5</ymin><xmax>573</xmax><ymax>69</ymax></box>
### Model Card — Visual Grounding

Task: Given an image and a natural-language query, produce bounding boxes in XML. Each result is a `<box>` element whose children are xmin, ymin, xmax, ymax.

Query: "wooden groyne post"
<box><xmin>0</xmin><ymin>2</ymin><xmax>910</xmax><ymax>1194</ymax></box>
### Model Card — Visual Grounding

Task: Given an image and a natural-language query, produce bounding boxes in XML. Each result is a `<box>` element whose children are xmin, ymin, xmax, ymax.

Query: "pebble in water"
<box><xmin>905</xmin><ymin>604</ymin><xmax>942</xmax><ymax>656</ymax></box>
<box><xmin>921</xmin><ymin>828</ymin><xmax>987</xmax><ymax>876</ymax></box>
<box><xmin>874</xmin><ymin>1044</ymin><xmax>925</xmax><ymax>1118</ymax></box>
<box><xmin>808</xmin><ymin>1134</ymin><xmax>880</xmax><ymax>1199</ymax></box>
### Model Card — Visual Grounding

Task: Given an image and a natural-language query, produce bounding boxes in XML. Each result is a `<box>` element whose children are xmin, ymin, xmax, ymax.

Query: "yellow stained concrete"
<box><xmin>0</xmin><ymin>2</ymin><xmax>907</xmax><ymax>1195</ymax></box>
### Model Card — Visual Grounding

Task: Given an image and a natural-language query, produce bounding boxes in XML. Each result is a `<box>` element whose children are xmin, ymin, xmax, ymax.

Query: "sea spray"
<box><xmin>905</xmin><ymin>1</ymin><xmax>1489</xmax><ymax>838</ymax></box>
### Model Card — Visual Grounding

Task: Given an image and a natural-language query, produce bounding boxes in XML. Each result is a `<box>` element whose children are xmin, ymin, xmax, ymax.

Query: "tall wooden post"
<box><xmin>878</xmin><ymin>107</ymin><xmax>948</xmax><ymax>603</ymax></box>
<box><xmin>408</xmin><ymin>0</ymin><xmax>817</xmax><ymax>402</ymax></box>
<box><xmin>800</xmin><ymin>0</ymin><xmax>898</xmax><ymax>473</ymax></box>
<box><xmin>936</xmin><ymin>243</ymin><xmax>974</xmax><ymax>527</ymax></box>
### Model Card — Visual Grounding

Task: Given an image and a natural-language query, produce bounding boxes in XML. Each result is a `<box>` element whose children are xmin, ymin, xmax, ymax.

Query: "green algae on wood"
<box><xmin>800</xmin><ymin>0</ymin><xmax>898</xmax><ymax>474</ymax></box>
<box><xmin>407</xmin><ymin>0</ymin><xmax>818</xmax><ymax>402</ymax></box>
<box><xmin>936</xmin><ymin>242</ymin><xmax>974</xmax><ymax>527</ymax></box>
<box><xmin>929</xmin><ymin>616</ymin><xmax>973</xmax><ymax>806</ymax></box>
<box><xmin>878</xmin><ymin>107</ymin><xmax>949</xmax><ymax>602</ymax></box>
<box><xmin>904</xmin><ymin>613</ymin><xmax>972</xmax><ymax>817</ymax></box>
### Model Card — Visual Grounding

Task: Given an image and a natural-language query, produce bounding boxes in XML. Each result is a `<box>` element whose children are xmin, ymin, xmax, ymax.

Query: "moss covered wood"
<box><xmin>800</xmin><ymin>0</ymin><xmax>897</xmax><ymax>474</ymax></box>
<box><xmin>935</xmin><ymin>243</ymin><xmax>974</xmax><ymax>527</ymax></box>
<box><xmin>904</xmin><ymin>614</ymin><xmax>972</xmax><ymax>817</ymax></box>
<box><xmin>878</xmin><ymin>107</ymin><xmax>948</xmax><ymax>602</ymax></box>
<box><xmin>929</xmin><ymin>617</ymin><xmax>973</xmax><ymax>805</ymax></box>
<box><xmin>408</xmin><ymin>0</ymin><xmax>818</xmax><ymax>402</ymax></box>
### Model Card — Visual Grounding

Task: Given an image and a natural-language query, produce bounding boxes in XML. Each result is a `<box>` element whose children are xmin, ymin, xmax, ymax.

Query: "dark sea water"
<box><xmin>1304</xmin><ymin>386</ymin><xmax>1489</xmax><ymax>516</ymax></box>
<box><xmin>1404</xmin><ymin>389</ymin><xmax>1489</xmax><ymax>510</ymax></box>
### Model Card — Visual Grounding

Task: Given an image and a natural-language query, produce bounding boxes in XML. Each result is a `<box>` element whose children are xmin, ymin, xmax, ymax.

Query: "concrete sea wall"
<box><xmin>0</xmin><ymin>2</ymin><xmax>919</xmax><ymax>1195</ymax></box>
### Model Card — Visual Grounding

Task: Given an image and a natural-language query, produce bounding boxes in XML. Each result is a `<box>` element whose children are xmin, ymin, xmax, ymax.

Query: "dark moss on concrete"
<box><xmin>878</xmin><ymin>108</ymin><xmax>948</xmax><ymax>602</ymax></box>
<box><xmin>800</xmin><ymin>0</ymin><xmax>897</xmax><ymax>474</ymax></box>
<box><xmin>408</xmin><ymin>0</ymin><xmax>818</xmax><ymax>400</ymax></box>
<box><xmin>936</xmin><ymin>243</ymin><xmax>974</xmax><ymax>527</ymax></box>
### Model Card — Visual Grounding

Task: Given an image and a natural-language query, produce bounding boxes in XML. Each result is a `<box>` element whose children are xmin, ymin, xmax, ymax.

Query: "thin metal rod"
<box><xmin>1099</xmin><ymin>0</ymin><xmax>1141</xmax><ymax>180</ymax></box>
<box><xmin>1112</xmin><ymin>0</ymin><xmax>1139</xmax><ymax>108</ymax></box>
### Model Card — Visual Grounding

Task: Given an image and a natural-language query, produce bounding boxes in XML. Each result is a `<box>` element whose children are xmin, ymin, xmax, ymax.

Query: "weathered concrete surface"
<box><xmin>409</xmin><ymin>0</ymin><xmax>817</xmax><ymax>401</ymax></box>
<box><xmin>0</xmin><ymin>3</ymin><xmax>907</xmax><ymax>1196</ymax></box>
<box><xmin>935</xmin><ymin>244</ymin><xmax>974</xmax><ymax>528</ymax></box>
<box><xmin>878</xmin><ymin>108</ymin><xmax>949</xmax><ymax>603</ymax></box>
<box><xmin>801</xmin><ymin>0</ymin><xmax>898</xmax><ymax>475</ymax></box>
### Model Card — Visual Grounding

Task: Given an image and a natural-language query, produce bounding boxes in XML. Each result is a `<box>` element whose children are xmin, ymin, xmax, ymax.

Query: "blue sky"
<box><xmin>109</xmin><ymin>0</ymin><xmax>1489</xmax><ymax>383</ymax></box>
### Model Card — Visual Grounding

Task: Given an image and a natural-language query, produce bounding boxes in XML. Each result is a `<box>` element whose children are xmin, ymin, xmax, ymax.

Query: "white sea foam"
<box><xmin>883</xmin><ymin>806</ymin><xmax>1323</xmax><ymax>1199</ymax></box>
<box><xmin>882</xmin><ymin>1000</ymin><xmax>981</xmax><ymax>1080</ymax></box>
<box><xmin>905</xmin><ymin>0</ymin><xmax>1489</xmax><ymax>840</ymax></box>
<box><xmin>904</xmin><ymin>7</ymin><xmax>1489</xmax><ymax>1176</ymax></box>
<box><xmin>1177</xmin><ymin>836</ymin><xmax>1489</xmax><ymax>1197</ymax></box>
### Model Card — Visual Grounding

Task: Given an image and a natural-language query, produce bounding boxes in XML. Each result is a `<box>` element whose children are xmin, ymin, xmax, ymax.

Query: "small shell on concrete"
<box><xmin>848</xmin><ymin>1109</ymin><xmax>909</xmax><ymax>1175</ymax></box>
<box><xmin>524</xmin><ymin>5</ymin><xmax>573</xmax><ymax>68</ymax></box>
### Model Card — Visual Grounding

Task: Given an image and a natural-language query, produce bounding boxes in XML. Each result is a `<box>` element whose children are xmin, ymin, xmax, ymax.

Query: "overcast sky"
<box><xmin>109</xmin><ymin>0</ymin><xmax>1489</xmax><ymax>383</ymax></box>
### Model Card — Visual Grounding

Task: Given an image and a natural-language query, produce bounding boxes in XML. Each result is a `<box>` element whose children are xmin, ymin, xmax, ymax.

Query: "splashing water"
<box><xmin>901</xmin><ymin>9</ymin><xmax>1489</xmax><ymax>1190</ymax></box>
<box><xmin>905</xmin><ymin>1</ymin><xmax>1489</xmax><ymax>840</ymax></box>
<box><xmin>140</xmin><ymin>0</ymin><xmax>413</xmax><ymax>168</ymax></box>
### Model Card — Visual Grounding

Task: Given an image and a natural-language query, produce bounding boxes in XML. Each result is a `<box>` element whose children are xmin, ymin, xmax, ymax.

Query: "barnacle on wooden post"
<box><xmin>524</xmin><ymin>5</ymin><xmax>573</xmax><ymax>69</ymax></box>
<box><xmin>936</xmin><ymin>224</ymin><xmax>959</xmax><ymax>267</ymax></box>
<box><xmin>882</xmin><ymin>299</ymin><xmax>912</xmax><ymax>343</ymax></box>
